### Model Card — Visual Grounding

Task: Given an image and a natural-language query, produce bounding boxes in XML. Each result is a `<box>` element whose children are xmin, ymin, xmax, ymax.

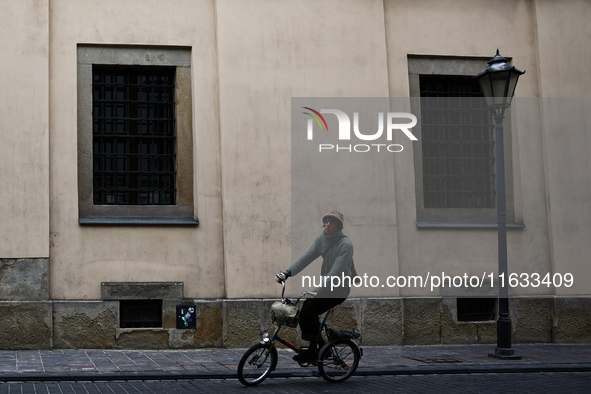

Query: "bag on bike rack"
<box><xmin>270</xmin><ymin>301</ymin><xmax>299</xmax><ymax>327</ymax></box>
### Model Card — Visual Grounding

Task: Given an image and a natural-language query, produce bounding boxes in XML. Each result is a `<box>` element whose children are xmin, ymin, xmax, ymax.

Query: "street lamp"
<box><xmin>475</xmin><ymin>49</ymin><xmax>524</xmax><ymax>360</ymax></box>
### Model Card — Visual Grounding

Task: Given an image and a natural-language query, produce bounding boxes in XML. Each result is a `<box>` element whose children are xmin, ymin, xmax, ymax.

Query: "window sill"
<box><xmin>79</xmin><ymin>217</ymin><xmax>199</xmax><ymax>226</ymax></box>
<box><xmin>417</xmin><ymin>221</ymin><xmax>525</xmax><ymax>229</ymax></box>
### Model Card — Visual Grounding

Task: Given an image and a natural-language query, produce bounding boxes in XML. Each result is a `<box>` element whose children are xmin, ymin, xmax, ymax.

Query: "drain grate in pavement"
<box><xmin>407</xmin><ymin>356</ymin><xmax>463</xmax><ymax>363</ymax></box>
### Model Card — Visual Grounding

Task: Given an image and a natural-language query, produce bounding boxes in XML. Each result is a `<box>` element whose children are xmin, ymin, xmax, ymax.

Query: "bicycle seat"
<box><xmin>327</xmin><ymin>328</ymin><xmax>361</xmax><ymax>340</ymax></box>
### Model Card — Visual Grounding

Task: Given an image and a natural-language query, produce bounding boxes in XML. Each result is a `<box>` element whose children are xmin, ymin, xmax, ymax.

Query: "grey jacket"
<box><xmin>285</xmin><ymin>230</ymin><xmax>356</xmax><ymax>298</ymax></box>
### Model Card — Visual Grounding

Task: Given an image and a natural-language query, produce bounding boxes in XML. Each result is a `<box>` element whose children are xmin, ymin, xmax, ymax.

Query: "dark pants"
<box><xmin>299</xmin><ymin>297</ymin><xmax>346</xmax><ymax>341</ymax></box>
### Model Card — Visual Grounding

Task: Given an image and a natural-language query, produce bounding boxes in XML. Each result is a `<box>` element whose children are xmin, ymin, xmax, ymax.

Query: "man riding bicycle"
<box><xmin>275</xmin><ymin>209</ymin><xmax>357</xmax><ymax>364</ymax></box>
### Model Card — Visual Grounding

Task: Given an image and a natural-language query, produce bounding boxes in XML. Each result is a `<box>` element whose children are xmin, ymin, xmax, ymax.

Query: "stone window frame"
<box><xmin>408</xmin><ymin>56</ymin><xmax>521</xmax><ymax>229</ymax></box>
<box><xmin>77</xmin><ymin>45</ymin><xmax>197</xmax><ymax>225</ymax></box>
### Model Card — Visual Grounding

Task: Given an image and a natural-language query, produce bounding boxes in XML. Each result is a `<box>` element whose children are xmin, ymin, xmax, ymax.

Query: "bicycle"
<box><xmin>237</xmin><ymin>280</ymin><xmax>362</xmax><ymax>386</ymax></box>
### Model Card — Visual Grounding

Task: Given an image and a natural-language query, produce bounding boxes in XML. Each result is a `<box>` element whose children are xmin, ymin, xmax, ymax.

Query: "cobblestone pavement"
<box><xmin>1</xmin><ymin>343</ymin><xmax>589</xmax><ymax>393</ymax></box>
<box><xmin>1</xmin><ymin>344</ymin><xmax>590</xmax><ymax>376</ymax></box>
<box><xmin>1</xmin><ymin>373</ymin><xmax>591</xmax><ymax>394</ymax></box>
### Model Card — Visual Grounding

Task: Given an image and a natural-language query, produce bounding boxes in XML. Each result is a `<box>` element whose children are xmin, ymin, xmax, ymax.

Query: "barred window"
<box><xmin>92</xmin><ymin>65</ymin><xmax>176</xmax><ymax>205</ymax></box>
<box><xmin>419</xmin><ymin>76</ymin><xmax>495</xmax><ymax>209</ymax></box>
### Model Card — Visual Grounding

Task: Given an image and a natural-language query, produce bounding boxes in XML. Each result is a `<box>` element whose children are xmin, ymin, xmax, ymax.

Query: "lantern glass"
<box><xmin>480</xmin><ymin>74</ymin><xmax>493</xmax><ymax>99</ymax></box>
<box><xmin>482</xmin><ymin>71</ymin><xmax>510</xmax><ymax>107</ymax></box>
<box><xmin>505</xmin><ymin>71</ymin><xmax>521</xmax><ymax>107</ymax></box>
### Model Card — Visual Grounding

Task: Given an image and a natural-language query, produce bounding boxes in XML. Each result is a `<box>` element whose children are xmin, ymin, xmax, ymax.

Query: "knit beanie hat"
<box><xmin>322</xmin><ymin>209</ymin><xmax>344</xmax><ymax>227</ymax></box>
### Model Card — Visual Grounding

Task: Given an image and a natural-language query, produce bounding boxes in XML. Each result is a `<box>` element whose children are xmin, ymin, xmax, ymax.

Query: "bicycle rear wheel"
<box><xmin>317</xmin><ymin>339</ymin><xmax>360</xmax><ymax>383</ymax></box>
<box><xmin>237</xmin><ymin>343</ymin><xmax>278</xmax><ymax>386</ymax></box>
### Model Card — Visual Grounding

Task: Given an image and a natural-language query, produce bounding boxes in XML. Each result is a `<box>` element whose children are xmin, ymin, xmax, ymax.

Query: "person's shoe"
<box><xmin>292</xmin><ymin>349</ymin><xmax>317</xmax><ymax>364</ymax></box>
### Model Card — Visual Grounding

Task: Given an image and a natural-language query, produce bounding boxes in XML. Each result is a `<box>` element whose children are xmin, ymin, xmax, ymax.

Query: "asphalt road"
<box><xmin>1</xmin><ymin>372</ymin><xmax>590</xmax><ymax>394</ymax></box>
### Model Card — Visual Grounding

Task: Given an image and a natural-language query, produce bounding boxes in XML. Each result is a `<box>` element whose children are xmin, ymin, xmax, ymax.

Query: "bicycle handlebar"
<box><xmin>277</xmin><ymin>279</ymin><xmax>304</xmax><ymax>306</ymax></box>
<box><xmin>280</xmin><ymin>279</ymin><xmax>286</xmax><ymax>301</ymax></box>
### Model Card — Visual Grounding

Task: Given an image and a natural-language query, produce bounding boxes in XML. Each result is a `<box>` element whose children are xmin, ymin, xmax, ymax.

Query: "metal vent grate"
<box><xmin>92</xmin><ymin>65</ymin><xmax>177</xmax><ymax>205</ymax></box>
<box><xmin>408</xmin><ymin>356</ymin><xmax>463</xmax><ymax>363</ymax></box>
<box><xmin>419</xmin><ymin>75</ymin><xmax>495</xmax><ymax>209</ymax></box>
<box><xmin>120</xmin><ymin>300</ymin><xmax>163</xmax><ymax>328</ymax></box>
<box><xmin>457</xmin><ymin>298</ymin><xmax>496</xmax><ymax>322</ymax></box>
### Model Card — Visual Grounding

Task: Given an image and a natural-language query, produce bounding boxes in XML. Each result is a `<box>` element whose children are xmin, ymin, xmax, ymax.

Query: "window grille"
<box><xmin>92</xmin><ymin>65</ymin><xmax>176</xmax><ymax>205</ymax></box>
<box><xmin>419</xmin><ymin>75</ymin><xmax>495</xmax><ymax>209</ymax></box>
<box><xmin>119</xmin><ymin>300</ymin><xmax>163</xmax><ymax>328</ymax></box>
<box><xmin>457</xmin><ymin>298</ymin><xmax>496</xmax><ymax>322</ymax></box>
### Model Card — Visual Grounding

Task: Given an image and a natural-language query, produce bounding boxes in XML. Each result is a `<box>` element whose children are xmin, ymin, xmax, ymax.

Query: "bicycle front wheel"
<box><xmin>237</xmin><ymin>343</ymin><xmax>278</xmax><ymax>386</ymax></box>
<box><xmin>317</xmin><ymin>339</ymin><xmax>360</xmax><ymax>383</ymax></box>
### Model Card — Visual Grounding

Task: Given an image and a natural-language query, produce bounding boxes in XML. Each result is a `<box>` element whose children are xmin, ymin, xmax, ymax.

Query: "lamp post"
<box><xmin>475</xmin><ymin>50</ymin><xmax>524</xmax><ymax>360</ymax></box>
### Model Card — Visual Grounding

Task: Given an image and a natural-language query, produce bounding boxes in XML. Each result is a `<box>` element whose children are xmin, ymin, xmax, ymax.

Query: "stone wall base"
<box><xmin>0</xmin><ymin>297</ymin><xmax>590</xmax><ymax>349</ymax></box>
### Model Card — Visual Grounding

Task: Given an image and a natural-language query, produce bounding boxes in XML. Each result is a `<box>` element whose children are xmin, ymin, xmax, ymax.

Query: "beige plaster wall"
<box><xmin>383</xmin><ymin>0</ymin><xmax>556</xmax><ymax>296</ymax></box>
<box><xmin>0</xmin><ymin>0</ymin><xmax>49</xmax><ymax>258</ymax></box>
<box><xmin>215</xmin><ymin>0</ymin><xmax>393</xmax><ymax>298</ymax></box>
<box><xmin>535</xmin><ymin>0</ymin><xmax>591</xmax><ymax>98</ymax></box>
<box><xmin>48</xmin><ymin>0</ymin><xmax>224</xmax><ymax>299</ymax></box>
<box><xmin>14</xmin><ymin>0</ymin><xmax>589</xmax><ymax>301</ymax></box>
<box><xmin>534</xmin><ymin>0</ymin><xmax>591</xmax><ymax>294</ymax></box>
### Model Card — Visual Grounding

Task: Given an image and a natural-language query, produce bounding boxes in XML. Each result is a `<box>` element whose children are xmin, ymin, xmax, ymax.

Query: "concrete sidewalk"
<box><xmin>1</xmin><ymin>344</ymin><xmax>591</xmax><ymax>382</ymax></box>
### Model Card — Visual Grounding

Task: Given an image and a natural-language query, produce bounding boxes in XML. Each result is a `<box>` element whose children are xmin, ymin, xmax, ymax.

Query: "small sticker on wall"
<box><xmin>176</xmin><ymin>305</ymin><xmax>196</xmax><ymax>329</ymax></box>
